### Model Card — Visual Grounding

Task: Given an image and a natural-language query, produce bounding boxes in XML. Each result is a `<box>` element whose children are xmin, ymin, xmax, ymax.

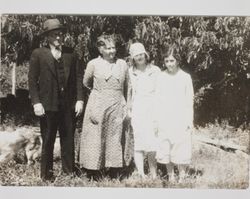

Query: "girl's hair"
<box><xmin>162</xmin><ymin>44</ymin><xmax>182</xmax><ymax>66</ymax></box>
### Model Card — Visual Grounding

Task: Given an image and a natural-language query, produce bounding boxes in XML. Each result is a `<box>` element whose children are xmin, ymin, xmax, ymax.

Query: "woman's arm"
<box><xmin>124</xmin><ymin>64</ymin><xmax>133</xmax><ymax>114</ymax></box>
<box><xmin>83</xmin><ymin>61</ymin><xmax>95</xmax><ymax>90</ymax></box>
<box><xmin>152</xmin><ymin>72</ymin><xmax>161</xmax><ymax>135</ymax></box>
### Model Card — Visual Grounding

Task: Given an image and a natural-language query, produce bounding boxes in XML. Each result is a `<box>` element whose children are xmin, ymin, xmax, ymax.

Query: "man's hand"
<box><xmin>33</xmin><ymin>103</ymin><xmax>45</xmax><ymax>116</ymax></box>
<box><xmin>75</xmin><ymin>100</ymin><xmax>83</xmax><ymax>117</ymax></box>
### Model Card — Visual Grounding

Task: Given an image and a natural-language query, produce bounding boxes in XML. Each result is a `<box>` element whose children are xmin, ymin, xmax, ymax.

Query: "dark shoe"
<box><xmin>74</xmin><ymin>167</ymin><xmax>86</xmax><ymax>177</ymax></box>
<box><xmin>107</xmin><ymin>167</ymin><xmax>123</xmax><ymax>180</ymax></box>
<box><xmin>86</xmin><ymin>169</ymin><xmax>103</xmax><ymax>181</ymax></box>
<box><xmin>41</xmin><ymin>175</ymin><xmax>56</xmax><ymax>183</ymax></box>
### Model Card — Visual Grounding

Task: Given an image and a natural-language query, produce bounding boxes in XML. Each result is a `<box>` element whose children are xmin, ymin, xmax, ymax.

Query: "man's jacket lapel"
<box><xmin>45</xmin><ymin>47</ymin><xmax>57</xmax><ymax>78</ymax></box>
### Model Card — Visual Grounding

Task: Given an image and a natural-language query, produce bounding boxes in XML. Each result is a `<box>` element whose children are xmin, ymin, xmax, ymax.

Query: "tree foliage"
<box><xmin>1</xmin><ymin>14</ymin><xmax>250</xmax><ymax>126</ymax></box>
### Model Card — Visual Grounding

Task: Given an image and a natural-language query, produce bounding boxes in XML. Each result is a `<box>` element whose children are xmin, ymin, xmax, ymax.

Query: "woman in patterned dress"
<box><xmin>79</xmin><ymin>35</ymin><xmax>132</xmax><ymax>178</ymax></box>
<box><xmin>129</xmin><ymin>43</ymin><xmax>160</xmax><ymax>178</ymax></box>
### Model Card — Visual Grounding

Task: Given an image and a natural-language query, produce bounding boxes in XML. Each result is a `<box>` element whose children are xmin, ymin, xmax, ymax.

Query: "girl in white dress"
<box><xmin>129</xmin><ymin>43</ymin><xmax>160</xmax><ymax>178</ymax></box>
<box><xmin>155</xmin><ymin>45</ymin><xmax>194</xmax><ymax>181</ymax></box>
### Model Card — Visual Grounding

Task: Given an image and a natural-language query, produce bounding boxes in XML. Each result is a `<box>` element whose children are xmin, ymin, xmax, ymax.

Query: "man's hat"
<box><xmin>41</xmin><ymin>19</ymin><xmax>66</xmax><ymax>36</ymax></box>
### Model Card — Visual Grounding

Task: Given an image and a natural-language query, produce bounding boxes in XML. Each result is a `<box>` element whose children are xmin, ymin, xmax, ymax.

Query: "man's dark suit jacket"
<box><xmin>28</xmin><ymin>46</ymin><xmax>83</xmax><ymax>111</ymax></box>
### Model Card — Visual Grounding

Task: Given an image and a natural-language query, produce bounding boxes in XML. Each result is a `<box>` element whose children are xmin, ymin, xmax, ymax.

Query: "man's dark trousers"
<box><xmin>40</xmin><ymin>100</ymin><xmax>76</xmax><ymax>180</ymax></box>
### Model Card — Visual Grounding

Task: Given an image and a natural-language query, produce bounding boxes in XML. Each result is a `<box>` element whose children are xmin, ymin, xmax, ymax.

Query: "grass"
<box><xmin>0</xmin><ymin>123</ymin><xmax>249</xmax><ymax>189</ymax></box>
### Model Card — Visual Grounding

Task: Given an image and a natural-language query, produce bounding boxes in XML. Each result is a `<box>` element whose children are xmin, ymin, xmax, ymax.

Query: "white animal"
<box><xmin>0</xmin><ymin>127</ymin><xmax>41</xmax><ymax>165</ymax></box>
<box><xmin>0</xmin><ymin>127</ymin><xmax>61</xmax><ymax>165</ymax></box>
<box><xmin>34</xmin><ymin>136</ymin><xmax>61</xmax><ymax>163</ymax></box>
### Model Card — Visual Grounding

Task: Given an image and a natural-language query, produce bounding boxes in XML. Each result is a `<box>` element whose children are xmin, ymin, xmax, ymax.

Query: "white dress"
<box><xmin>155</xmin><ymin>69</ymin><xmax>194</xmax><ymax>164</ymax></box>
<box><xmin>129</xmin><ymin>64</ymin><xmax>160</xmax><ymax>152</ymax></box>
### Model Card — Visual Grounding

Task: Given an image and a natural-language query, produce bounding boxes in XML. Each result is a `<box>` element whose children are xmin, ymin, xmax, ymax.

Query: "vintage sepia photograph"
<box><xmin>0</xmin><ymin>13</ymin><xmax>249</xmax><ymax>189</ymax></box>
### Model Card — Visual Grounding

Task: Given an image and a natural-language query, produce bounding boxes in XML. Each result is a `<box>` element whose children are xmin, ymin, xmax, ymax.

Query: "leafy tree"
<box><xmin>1</xmin><ymin>14</ymin><xmax>250</xmax><ymax>126</ymax></box>
<box><xmin>132</xmin><ymin>16</ymin><xmax>250</xmax><ymax>126</ymax></box>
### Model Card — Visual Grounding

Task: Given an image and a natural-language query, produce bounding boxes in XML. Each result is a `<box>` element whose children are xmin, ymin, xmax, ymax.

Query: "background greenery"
<box><xmin>0</xmin><ymin>15</ymin><xmax>249</xmax><ymax>188</ymax></box>
<box><xmin>1</xmin><ymin>15</ymin><xmax>250</xmax><ymax>127</ymax></box>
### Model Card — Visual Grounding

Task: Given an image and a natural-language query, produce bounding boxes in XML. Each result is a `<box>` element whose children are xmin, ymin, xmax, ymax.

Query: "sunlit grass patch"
<box><xmin>0</xmin><ymin>123</ymin><xmax>249</xmax><ymax>188</ymax></box>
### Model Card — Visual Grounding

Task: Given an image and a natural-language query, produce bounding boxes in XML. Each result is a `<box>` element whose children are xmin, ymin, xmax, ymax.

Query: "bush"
<box><xmin>1</xmin><ymin>15</ymin><xmax>250</xmax><ymax>126</ymax></box>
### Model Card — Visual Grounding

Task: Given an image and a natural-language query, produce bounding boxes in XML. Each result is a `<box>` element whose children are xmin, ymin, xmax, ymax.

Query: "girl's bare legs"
<box><xmin>147</xmin><ymin>152</ymin><xmax>157</xmax><ymax>179</ymax></box>
<box><xmin>166</xmin><ymin>162</ymin><xmax>175</xmax><ymax>181</ymax></box>
<box><xmin>178</xmin><ymin>164</ymin><xmax>189</xmax><ymax>182</ymax></box>
<box><xmin>134</xmin><ymin>151</ymin><xmax>145</xmax><ymax>178</ymax></box>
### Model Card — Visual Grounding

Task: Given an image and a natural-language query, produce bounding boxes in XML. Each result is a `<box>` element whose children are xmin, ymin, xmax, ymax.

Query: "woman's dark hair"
<box><xmin>96</xmin><ymin>34</ymin><xmax>117</xmax><ymax>58</ymax></box>
<box><xmin>162</xmin><ymin>44</ymin><xmax>182</xmax><ymax>66</ymax></box>
<box><xmin>96</xmin><ymin>34</ymin><xmax>116</xmax><ymax>48</ymax></box>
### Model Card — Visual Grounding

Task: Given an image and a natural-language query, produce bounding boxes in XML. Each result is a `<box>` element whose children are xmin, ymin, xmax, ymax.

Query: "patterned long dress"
<box><xmin>79</xmin><ymin>56</ymin><xmax>132</xmax><ymax>170</ymax></box>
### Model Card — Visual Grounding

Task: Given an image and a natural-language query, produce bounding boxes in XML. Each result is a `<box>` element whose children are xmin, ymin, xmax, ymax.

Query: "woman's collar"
<box><xmin>98</xmin><ymin>55</ymin><xmax>117</xmax><ymax>64</ymax></box>
<box><xmin>132</xmin><ymin>64</ymin><xmax>155</xmax><ymax>76</ymax></box>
